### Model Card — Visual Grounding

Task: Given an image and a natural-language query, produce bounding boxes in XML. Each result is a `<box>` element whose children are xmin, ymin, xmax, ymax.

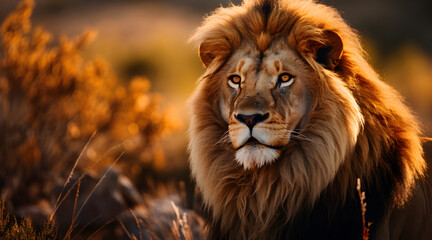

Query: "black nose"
<box><xmin>235</xmin><ymin>113</ymin><xmax>269</xmax><ymax>129</ymax></box>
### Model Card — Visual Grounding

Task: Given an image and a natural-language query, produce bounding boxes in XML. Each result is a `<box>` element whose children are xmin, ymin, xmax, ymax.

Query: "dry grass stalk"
<box><xmin>70</xmin><ymin>216</ymin><xmax>101</xmax><ymax>240</ymax></box>
<box><xmin>86</xmin><ymin>218</ymin><xmax>114</xmax><ymax>240</ymax></box>
<box><xmin>63</xmin><ymin>178</ymin><xmax>82</xmax><ymax>240</ymax></box>
<box><xmin>118</xmin><ymin>216</ymin><xmax>136</xmax><ymax>240</ymax></box>
<box><xmin>129</xmin><ymin>209</ymin><xmax>143</xmax><ymax>240</ymax></box>
<box><xmin>71</xmin><ymin>179</ymin><xmax>81</xmax><ymax>225</ymax></box>
<box><xmin>49</xmin><ymin>140</ymin><xmax>124</xmax><ymax>239</ymax></box>
<box><xmin>357</xmin><ymin>178</ymin><xmax>371</xmax><ymax>240</ymax></box>
<box><xmin>50</xmin><ymin>132</ymin><xmax>96</xmax><ymax>222</ymax></box>
<box><xmin>73</xmin><ymin>152</ymin><xmax>124</xmax><ymax>223</ymax></box>
<box><xmin>50</xmin><ymin>139</ymin><xmax>125</xmax><ymax>225</ymax></box>
<box><xmin>171</xmin><ymin>201</ymin><xmax>192</xmax><ymax>240</ymax></box>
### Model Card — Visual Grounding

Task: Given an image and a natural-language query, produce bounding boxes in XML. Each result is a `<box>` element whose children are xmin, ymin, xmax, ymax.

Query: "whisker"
<box><xmin>214</xmin><ymin>130</ymin><xmax>231</xmax><ymax>147</ymax></box>
<box><xmin>291</xmin><ymin>135</ymin><xmax>314</xmax><ymax>142</ymax></box>
<box><xmin>286</xmin><ymin>129</ymin><xmax>314</xmax><ymax>143</ymax></box>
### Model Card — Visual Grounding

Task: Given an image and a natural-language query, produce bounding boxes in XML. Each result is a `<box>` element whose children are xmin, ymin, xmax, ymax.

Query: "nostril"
<box><xmin>257</xmin><ymin>113</ymin><xmax>269</xmax><ymax>122</ymax></box>
<box><xmin>235</xmin><ymin>113</ymin><xmax>269</xmax><ymax>129</ymax></box>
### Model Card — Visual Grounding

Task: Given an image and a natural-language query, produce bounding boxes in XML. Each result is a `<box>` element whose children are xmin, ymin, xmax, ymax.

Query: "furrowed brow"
<box><xmin>237</xmin><ymin>60</ymin><xmax>245</xmax><ymax>73</ymax></box>
<box><xmin>274</xmin><ymin>60</ymin><xmax>280</xmax><ymax>72</ymax></box>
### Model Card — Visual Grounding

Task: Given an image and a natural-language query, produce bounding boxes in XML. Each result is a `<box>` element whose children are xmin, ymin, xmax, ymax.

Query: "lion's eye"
<box><xmin>228</xmin><ymin>75</ymin><xmax>241</xmax><ymax>89</ymax></box>
<box><xmin>277</xmin><ymin>73</ymin><xmax>294</xmax><ymax>88</ymax></box>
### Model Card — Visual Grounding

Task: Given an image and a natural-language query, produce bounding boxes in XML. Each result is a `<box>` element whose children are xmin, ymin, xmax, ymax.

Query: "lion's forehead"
<box><xmin>232</xmin><ymin>44</ymin><xmax>302</xmax><ymax>90</ymax></box>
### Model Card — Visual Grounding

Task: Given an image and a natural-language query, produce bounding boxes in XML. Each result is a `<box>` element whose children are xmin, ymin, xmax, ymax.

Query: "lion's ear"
<box><xmin>198</xmin><ymin>42</ymin><xmax>215</xmax><ymax>67</ymax></box>
<box><xmin>198</xmin><ymin>40</ymin><xmax>231</xmax><ymax>68</ymax></box>
<box><xmin>309</xmin><ymin>30</ymin><xmax>343</xmax><ymax>70</ymax></box>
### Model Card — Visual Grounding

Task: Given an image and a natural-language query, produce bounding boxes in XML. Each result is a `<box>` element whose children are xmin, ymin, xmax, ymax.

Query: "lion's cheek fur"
<box><xmin>280</xmin><ymin>71</ymin><xmax>364</xmax><ymax>204</ymax></box>
<box><xmin>219</xmin><ymin>97</ymin><xmax>230</xmax><ymax>123</ymax></box>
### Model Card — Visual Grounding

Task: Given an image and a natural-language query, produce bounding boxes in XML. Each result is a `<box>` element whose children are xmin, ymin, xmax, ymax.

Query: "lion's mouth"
<box><xmin>245</xmin><ymin>137</ymin><xmax>260</xmax><ymax>145</ymax></box>
<box><xmin>237</xmin><ymin>137</ymin><xmax>282</xmax><ymax>150</ymax></box>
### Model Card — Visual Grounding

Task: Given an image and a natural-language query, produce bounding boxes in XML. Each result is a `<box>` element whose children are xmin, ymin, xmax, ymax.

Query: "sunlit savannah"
<box><xmin>0</xmin><ymin>0</ymin><xmax>431</xmax><ymax>239</ymax></box>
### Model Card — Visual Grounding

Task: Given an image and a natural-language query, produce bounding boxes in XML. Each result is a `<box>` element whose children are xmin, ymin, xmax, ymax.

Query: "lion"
<box><xmin>188</xmin><ymin>0</ymin><xmax>432</xmax><ymax>239</ymax></box>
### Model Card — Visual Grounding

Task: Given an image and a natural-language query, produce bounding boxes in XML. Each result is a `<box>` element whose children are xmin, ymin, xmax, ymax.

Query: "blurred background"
<box><xmin>0</xmin><ymin>0</ymin><xmax>431</xmax><ymax>239</ymax></box>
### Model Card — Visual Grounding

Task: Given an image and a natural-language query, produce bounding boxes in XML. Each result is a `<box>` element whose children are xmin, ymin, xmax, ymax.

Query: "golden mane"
<box><xmin>188</xmin><ymin>0</ymin><xmax>427</xmax><ymax>239</ymax></box>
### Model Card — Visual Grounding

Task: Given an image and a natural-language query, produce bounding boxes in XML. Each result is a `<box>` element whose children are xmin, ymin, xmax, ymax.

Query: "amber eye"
<box><xmin>279</xmin><ymin>73</ymin><xmax>292</xmax><ymax>82</ymax></box>
<box><xmin>229</xmin><ymin>75</ymin><xmax>241</xmax><ymax>84</ymax></box>
<box><xmin>277</xmin><ymin>73</ymin><xmax>294</xmax><ymax>88</ymax></box>
<box><xmin>228</xmin><ymin>74</ymin><xmax>241</xmax><ymax>88</ymax></box>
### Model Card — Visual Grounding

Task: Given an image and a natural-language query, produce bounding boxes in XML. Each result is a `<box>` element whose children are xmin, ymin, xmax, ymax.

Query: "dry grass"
<box><xmin>0</xmin><ymin>200</ymin><xmax>57</xmax><ymax>239</ymax></box>
<box><xmin>170</xmin><ymin>201</ymin><xmax>195</xmax><ymax>240</ymax></box>
<box><xmin>357</xmin><ymin>178</ymin><xmax>371</xmax><ymax>240</ymax></box>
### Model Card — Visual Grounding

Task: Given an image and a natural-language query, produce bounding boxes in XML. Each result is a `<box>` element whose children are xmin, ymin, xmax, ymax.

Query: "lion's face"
<box><xmin>219</xmin><ymin>40</ymin><xmax>312</xmax><ymax>169</ymax></box>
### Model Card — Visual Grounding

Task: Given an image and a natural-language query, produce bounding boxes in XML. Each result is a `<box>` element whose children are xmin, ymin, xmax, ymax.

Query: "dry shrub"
<box><xmin>0</xmin><ymin>0</ymin><xmax>173</xmax><ymax>209</ymax></box>
<box><xmin>0</xmin><ymin>200</ymin><xmax>57</xmax><ymax>239</ymax></box>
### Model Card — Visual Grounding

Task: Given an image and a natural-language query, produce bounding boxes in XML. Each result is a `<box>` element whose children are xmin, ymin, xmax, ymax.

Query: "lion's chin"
<box><xmin>235</xmin><ymin>145</ymin><xmax>280</xmax><ymax>169</ymax></box>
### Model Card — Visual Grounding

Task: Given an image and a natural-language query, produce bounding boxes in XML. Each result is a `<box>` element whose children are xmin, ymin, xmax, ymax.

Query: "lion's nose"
<box><xmin>235</xmin><ymin>113</ymin><xmax>269</xmax><ymax>129</ymax></box>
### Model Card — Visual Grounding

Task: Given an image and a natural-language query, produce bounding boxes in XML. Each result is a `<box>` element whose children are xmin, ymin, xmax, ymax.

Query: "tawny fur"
<box><xmin>188</xmin><ymin>0</ymin><xmax>430</xmax><ymax>239</ymax></box>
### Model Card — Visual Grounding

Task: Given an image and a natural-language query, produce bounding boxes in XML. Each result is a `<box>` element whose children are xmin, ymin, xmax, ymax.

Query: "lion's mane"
<box><xmin>188</xmin><ymin>0</ymin><xmax>426</xmax><ymax>239</ymax></box>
